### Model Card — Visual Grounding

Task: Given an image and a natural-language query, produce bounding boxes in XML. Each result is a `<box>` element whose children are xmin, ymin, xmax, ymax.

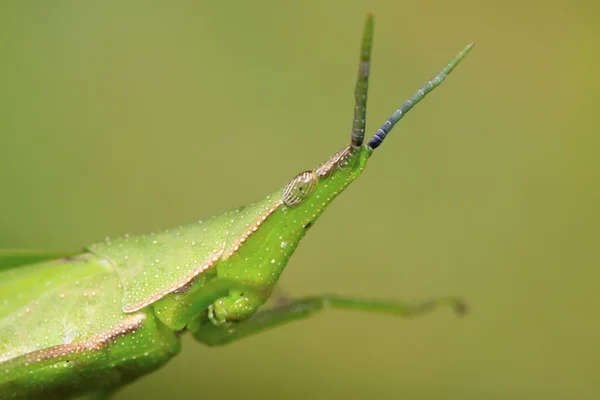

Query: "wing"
<box><xmin>0</xmin><ymin>254</ymin><xmax>128</xmax><ymax>362</ymax></box>
<box><xmin>88</xmin><ymin>208</ymin><xmax>241</xmax><ymax>312</ymax></box>
<box><xmin>0</xmin><ymin>249</ymin><xmax>78</xmax><ymax>270</ymax></box>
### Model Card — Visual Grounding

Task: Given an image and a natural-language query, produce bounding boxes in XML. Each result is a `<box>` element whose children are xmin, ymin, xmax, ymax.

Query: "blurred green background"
<box><xmin>1</xmin><ymin>1</ymin><xmax>598</xmax><ymax>399</ymax></box>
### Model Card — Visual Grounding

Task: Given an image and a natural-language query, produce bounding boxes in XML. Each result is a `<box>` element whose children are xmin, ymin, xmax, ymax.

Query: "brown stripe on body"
<box><xmin>224</xmin><ymin>200</ymin><xmax>283</xmax><ymax>259</ymax></box>
<box><xmin>123</xmin><ymin>246</ymin><xmax>224</xmax><ymax>312</ymax></box>
<box><xmin>316</xmin><ymin>146</ymin><xmax>352</xmax><ymax>177</ymax></box>
<box><xmin>23</xmin><ymin>313</ymin><xmax>146</xmax><ymax>365</ymax></box>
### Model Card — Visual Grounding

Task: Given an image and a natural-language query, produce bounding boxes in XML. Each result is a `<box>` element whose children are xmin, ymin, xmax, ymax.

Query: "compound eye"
<box><xmin>282</xmin><ymin>171</ymin><xmax>318</xmax><ymax>207</ymax></box>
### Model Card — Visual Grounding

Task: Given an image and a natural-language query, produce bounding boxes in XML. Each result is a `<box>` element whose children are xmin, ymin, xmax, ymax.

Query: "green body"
<box><xmin>0</xmin><ymin>16</ymin><xmax>473</xmax><ymax>399</ymax></box>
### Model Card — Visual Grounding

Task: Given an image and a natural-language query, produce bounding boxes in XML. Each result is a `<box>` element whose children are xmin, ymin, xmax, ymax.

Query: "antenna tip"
<box><xmin>453</xmin><ymin>42</ymin><xmax>475</xmax><ymax>63</ymax></box>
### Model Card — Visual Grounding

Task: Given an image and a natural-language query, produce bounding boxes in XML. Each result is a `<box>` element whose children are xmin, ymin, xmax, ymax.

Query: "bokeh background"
<box><xmin>1</xmin><ymin>1</ymin><xmax>598</xmax><ymax>399</ymax></box>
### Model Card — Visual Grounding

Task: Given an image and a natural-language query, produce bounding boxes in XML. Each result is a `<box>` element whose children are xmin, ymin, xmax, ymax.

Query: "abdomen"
<box><xmin>0</xmin><ymin>254</ymin><xmax>181</xmax><ymax>398</ymax></box>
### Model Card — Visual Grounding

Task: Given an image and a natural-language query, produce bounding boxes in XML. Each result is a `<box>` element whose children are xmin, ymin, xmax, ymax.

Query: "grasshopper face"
<box><xmin>277</xmin><ymin>144</ymin><xmax>371</xmax><ymax>231</ymax></box>
<box><xmin>211</xmin><ymin>17</ymin><xmax>472</xmax><ymax>323</ymax></box>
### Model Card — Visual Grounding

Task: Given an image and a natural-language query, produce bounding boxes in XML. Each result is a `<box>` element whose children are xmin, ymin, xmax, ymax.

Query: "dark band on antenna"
<box><xmin>367</xmin><ymin>43</ymin><xmax>474</xmax><ymax>150</ymax></box>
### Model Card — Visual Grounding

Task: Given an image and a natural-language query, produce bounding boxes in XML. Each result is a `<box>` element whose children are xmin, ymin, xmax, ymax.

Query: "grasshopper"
<box><xmin>0</xmin><ymin>15</ymin><xmax>473</xmax><ymax>399</ymax></box>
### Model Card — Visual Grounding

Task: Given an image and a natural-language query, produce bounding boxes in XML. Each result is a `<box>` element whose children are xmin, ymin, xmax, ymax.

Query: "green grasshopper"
<box><xmin>0</xmin><ymin>15</ymin><xmax>473</xmax><ymax>399</ymax></box>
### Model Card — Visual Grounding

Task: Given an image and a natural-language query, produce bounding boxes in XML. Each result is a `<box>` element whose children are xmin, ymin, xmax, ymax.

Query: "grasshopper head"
<box><xmin>212</xmin><ymin>15</ymin><xmax>472</xmax><ymax>324</ymax></box>
<box><xmin>279</xmin><ymin>14</ymin><xmax>473</xmax><ymax>227</ymax></box>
